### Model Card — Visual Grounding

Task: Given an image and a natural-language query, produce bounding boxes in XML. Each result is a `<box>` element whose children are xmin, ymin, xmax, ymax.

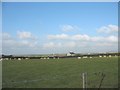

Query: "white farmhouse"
<box><xmin>67</xmin><ymin>51</ymin><xmax>75</xmax><ymax>56</ymax></box>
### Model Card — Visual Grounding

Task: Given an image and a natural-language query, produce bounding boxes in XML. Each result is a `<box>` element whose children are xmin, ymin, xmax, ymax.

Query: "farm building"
<box><xmin>67</xmin><ymin>51</ymin><xmax>75</xmax><ymax>56</ymax></box>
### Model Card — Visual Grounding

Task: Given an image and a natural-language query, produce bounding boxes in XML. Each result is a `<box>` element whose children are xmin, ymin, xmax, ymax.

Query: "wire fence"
<box><xmin>2</xmin><ymin>72</ymin><xmax>118</xmax><ymax>88</ymax></box>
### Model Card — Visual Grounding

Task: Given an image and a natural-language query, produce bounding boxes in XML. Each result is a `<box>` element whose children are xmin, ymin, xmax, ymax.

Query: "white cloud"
<box><xmin>97</xmin><ymin>24</ymin><xmax>118</xmax><ymax>34</ymax></box>
<box><xmin>64</xmin><ymin>41</ymin><xmax>76</xmax><ymax>48</ymax></box>
<box><xmin>43</xmin><ymin>42</ymin><xmax>63</xmax><ymax>49</ymax></box>
<box><xmin>43</xmin><ymin>41</ymin><xmax>76</xmax><ymax>49</ymax></box>
<box><xmin>91</xmin><ymin>36</ymin><xmax>118</xmax><ymax>43</ymax></box>
<box><xmin>43</xmin><ymin>42</ymin><xmax>56</xmax><ymax>48</ymax></box>
<box><xmin>48</xmin><ymin>34</ymin><xmax>90</xmax><ymax>40</ymax></box>
<box><xmin>2</xmin><ymin>32</ymin><xmax>15</xmax><ymax>46</ymax></box>
<box><xmin>18</xmin><ymin>40</ymin><xmax>37</xmax><ymax>48</ymax></box>
<box><xmin>61</xmin><ymin>25</ymin><xmax>78</xmax><ymax>32</ymax></box>
<box><xmin>95</xmin><ymin>42</ymin><xmax>116</xmax><ymax>46</ymax></box>
<box><xmin>48</xmin><ymin>33</ymin><xmax>69</xmax><ymax>39</ymax></box>
<box><xmin>2</xmin><ymin>25</ymin><xmax>118</xmax><ymax>54</ymax></box>
<box><xmin>17</xmin><ymin>31</ymin><xmax>36</xmax><ymax>40</ymax></box>
<box><xmin>47</xmin><ymin>33</ymin><xmax>118</xmax><ymax>43</ymax></box>
<box><xmin>106</xmin><ymin>35</ymin><xmax>118</xmax><ymax>42</ymax></box>
<box><xmin>2</xmin><ymin>32</ymin><xmax>37</xmax><ymax>54</ymax></box>
<box><xmin>45</xmin><ymin>32</ymin><xmax>118</xmax><ymax>53</ymax></box>
<box><xmin>71</xmin><ymin>34</ymin><xmax>90</xmax><ymax>41</ymax></box>
<box><xmin>90</xmin><ymin>36</ymin><xmax>104</xmax><ymax>42</ymax></box>
<box><xmin>2</xmin><ymin>32</ymin><xmax>12</xmax><ymax>40</ymax></box>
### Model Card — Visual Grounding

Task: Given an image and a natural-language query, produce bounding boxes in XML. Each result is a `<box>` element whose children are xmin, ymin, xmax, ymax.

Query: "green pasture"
<box><xmin>2</xmin><ymin>57</ymin><xmax>118</xmax><ymax>88</ymax></box>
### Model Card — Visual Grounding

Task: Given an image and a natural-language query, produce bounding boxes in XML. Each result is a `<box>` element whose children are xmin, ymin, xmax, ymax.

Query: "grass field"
<box><xmin>2</xmin><ymin>56</ymin><xmax>118</xmax><ymax>88</ymax></box>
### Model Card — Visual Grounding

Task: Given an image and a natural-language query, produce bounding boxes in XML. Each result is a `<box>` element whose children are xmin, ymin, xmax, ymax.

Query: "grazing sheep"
<box><xmin>83</xmin><ymin>56</ymin><xmax>87</xmax><ymax>58</ymax></box>
<box><xmin>109</xmin><ymin>55</ymin><xmax>111</xmax><ymax>57</ymax></box>
<box><xmin>99</xmin><ymin>55</ymin><xmax>102</xmax><ymax>57</ymax></box>
<box><xmin>90</xmin><ymin>57</ymin><xmax>92</xmax><ymax>58</ymax></box>
<box><xmin>44</xmin><ymin>57</ymin><xmax>46</xmax><ymax>59</ymax></box>
<box><xmin>103</xmin><ymin>55</ymin><xmax>106</xmax><ymax>57</ymax></box>
<box><xmin>78</xmin><ymin>57</ymin><xmax>81</xmax><ymax>59</ymax></box>
<box><xmin>115</xmin><ymin>55</ymin><xmax>117</xmax><ymax>57</ymax></box>
<box><xmin>0</xmin><ymin>58</ymin><xmax>2</xmax><ymax>61</ymax></box>
<box><xmin>18</xmin><ymin>58</ymin><xmax>21</xmax><ymax>60</ymax></box>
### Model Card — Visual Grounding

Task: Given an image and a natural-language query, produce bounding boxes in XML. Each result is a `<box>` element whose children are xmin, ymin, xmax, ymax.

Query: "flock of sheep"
<box><xmin>0</xmin><ymin>54</ymin><xmax>118</xmax><ymax>61</ymax></box>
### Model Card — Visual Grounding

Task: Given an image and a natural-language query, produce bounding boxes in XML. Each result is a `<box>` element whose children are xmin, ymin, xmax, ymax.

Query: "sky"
<box><xmin>2</xmin><ymin>0</ymin><xmax>120</xmax><ymax>2</ymax></box>
<box><xmin>2</xmin><ymin>2</ymin><xmax>118</xmax><ymax>55</ymax></box>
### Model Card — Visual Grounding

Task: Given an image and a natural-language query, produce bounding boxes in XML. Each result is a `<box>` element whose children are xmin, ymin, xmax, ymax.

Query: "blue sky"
<box><xmin>2</xmin><ymin>2</ymin><xmax>118</xmax><ymax>55</ymax></box>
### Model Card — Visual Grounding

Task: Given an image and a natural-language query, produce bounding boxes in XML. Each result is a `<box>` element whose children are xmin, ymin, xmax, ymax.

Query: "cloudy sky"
<box><xmin>2</xmin><ymin>2</ymin><xmax>118</xmax><ymax>55</ymax></box>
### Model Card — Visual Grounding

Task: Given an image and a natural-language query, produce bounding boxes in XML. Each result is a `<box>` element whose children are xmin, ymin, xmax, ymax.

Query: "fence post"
<box><xmin>82</xmin><ymin>72</ymin><xmax>87</xmax><ymax>90</ymax></box>
<box><xmin>82</xmin><ymin>73</ymin><xmax>85</xmax><ymax>90</ymax></box>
